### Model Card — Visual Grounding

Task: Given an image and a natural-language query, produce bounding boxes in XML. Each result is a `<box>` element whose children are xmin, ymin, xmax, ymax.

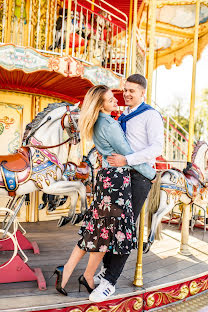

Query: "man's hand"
<box><xmin>107</xmin><ymin>153</ymin><xmax>127</xmax><ymax>167</ymax></box>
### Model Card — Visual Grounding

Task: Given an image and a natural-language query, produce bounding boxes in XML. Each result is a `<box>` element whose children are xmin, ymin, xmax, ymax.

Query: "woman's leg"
<box><xmin>84</xmin><ymin>252</ymin><xmax>106</xmax><ymax>289</ymax></box>
<box><xmin>62</xmin><ymin>245</ymin><xmax>86</xmax><ymax>288</ymax></box>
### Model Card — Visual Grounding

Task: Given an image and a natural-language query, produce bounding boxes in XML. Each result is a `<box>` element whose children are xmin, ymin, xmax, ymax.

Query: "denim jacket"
<box><xmin>93</xmin><ymin>112</ymin><xmax>156</xmax><ymax>180</ymax></box>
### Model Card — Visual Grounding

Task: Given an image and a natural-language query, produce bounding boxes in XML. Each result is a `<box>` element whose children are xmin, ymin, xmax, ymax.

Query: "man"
<box><xmin>89</xmin><ymin>74</ymin><xmax>164</xmax><ymax>302</ymax></box>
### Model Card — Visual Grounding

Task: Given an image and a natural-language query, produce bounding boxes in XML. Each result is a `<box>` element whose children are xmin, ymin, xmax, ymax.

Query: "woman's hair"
<box><xmin>78</xmin><ymin>85</ymin><xmax>110</xmax><ymax>140</ymax></box>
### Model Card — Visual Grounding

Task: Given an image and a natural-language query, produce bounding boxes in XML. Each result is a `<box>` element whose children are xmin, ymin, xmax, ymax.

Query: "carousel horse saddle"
<box><xmin>66</xmin><ymin>161</ymin><xmax>90</xmax><ymax>181</ymax></box>
<box><xmin>0</xmin><ymin>147</ymin><xmax>30</xmax><ymax>172</ymax></box>
<box><xmin>75</xmin><ymin>162</ymin><xmax>90</xmax><ymax>180</ymax></box>
<box><xmin>184</xmin><ymin>177</ymin><xmax>201</xmax><ymax>199</ymax></box>
<box><xmin>163</xmin><ymin>165</ymin><xmax>204</xmax><ymax>200</ymax></box>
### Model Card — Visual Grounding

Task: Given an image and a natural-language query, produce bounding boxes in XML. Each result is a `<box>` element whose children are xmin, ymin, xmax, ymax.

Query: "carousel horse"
<box><xmin>0</xmin><ymin>102</ymin><xmax>87</xmax><ymax>236</ymax></box>
<box><xmin>48</xmin><ymin>8</ymin><xmax>86</xmax><ymax>50</ymax></box>
<box><xmin>39</xmin><ymin>146</ymin><xmax>101</xmax><ymax>227</ymax></box>
<box><xmin>143</xmin><ymin>141</ymin><xmax>208</xmax><ymax>254</ymax></box>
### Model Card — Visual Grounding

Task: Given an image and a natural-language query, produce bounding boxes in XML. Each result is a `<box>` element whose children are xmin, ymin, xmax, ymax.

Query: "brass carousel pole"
<box><xmin>6</xmin><ymin>0</ymin><xmax>13</xmax><ymax>43</ymax></box>
<box><xmin>133</xmin><ymin>0</ymin><xmax>157</xmax><ymax>287</ymax></box>
<box><xmin>65</xmin><ymin>0</ymin><xmax>72</xmax><ymax>56</ymax></box>
<box><xmin>126</xmin><ymin>0</ymin><xmax>133</xmax><ymax>77</ymax></box>
<box><xmin>91</xmin><ymin>0</ymin><xmax>95</xmax><ymax>11</ymax></box>
<box><xmin>131</xmin><ymin>0</ymin><xmax>138</xmax><ymax>74</ymax></box>
<box><xmin>187</xmin><ymin>0</ymin><xmax>200</xmax><ymax>162</ymax></box>
<box><xmin>146</xmin><ymin>1</ymin><xmax>157</xmax><ymax>105</ymax></box>
<box><xmin>180</xmin><ymin>0</ymin><xmax>200</xmax><ymax>256</ymax></box>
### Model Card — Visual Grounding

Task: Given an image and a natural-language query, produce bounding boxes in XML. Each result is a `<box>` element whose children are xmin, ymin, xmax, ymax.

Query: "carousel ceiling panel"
<box><xmin>139</xmin><ymin>1</ymin><xmax>208</xmax><ymax>68</ymax></box>
<box><xmin>156</xmin><ymin>4</ymin><xmax>208</xmax><ymax>28</ymax></box>
<box><xmin>155</xmin><ymin>36</ymin><xmax>172</xmax><ymax>50</ymax></box>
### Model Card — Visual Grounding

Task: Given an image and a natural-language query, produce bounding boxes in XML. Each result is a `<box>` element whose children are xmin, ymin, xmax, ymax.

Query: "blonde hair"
<box><xmin>78</xmin><ymin>85</ymin><xmax>110</xmax><ymax>140</ymax></box>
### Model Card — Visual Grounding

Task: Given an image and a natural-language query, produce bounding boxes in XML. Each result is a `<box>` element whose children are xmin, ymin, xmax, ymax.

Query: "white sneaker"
<box><xmin>89</xmin><ymin>278</ymin><xmax>115</xmax><ymax>302</ymax></box>
<box><xmin>93</xmin><ymin>266</ymin><xmax>106</xmax><ymax>285</ymax></box>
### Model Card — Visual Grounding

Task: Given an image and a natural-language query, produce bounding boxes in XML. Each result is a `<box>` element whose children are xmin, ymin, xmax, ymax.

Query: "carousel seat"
<box><xmin>66</xmin><ymin>161</ymin><xmax>90</xmax><ymax>181</ymax></box>
<box><xmin>0</xmin><ymin>147</ymin><xmax>30</xmax><ymax>172</ymax></box>
<box><xmin>75</xmin><ymin>161</ymin><xmax>90</xmax><ymax>180</ymax></box>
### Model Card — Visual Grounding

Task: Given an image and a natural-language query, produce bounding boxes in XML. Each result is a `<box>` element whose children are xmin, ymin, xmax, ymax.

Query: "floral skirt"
<box><xmin>77</xmin><ymin>167</ymin><xmax>137</xmax><ymax>255</ymax></box>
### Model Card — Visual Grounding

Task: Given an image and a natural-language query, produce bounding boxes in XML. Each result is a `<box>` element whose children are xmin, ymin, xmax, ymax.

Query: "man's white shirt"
<box><xmin>123</xmin><ymin>104</ymin><xmax>164</xmax><ymax>167</ymax></box>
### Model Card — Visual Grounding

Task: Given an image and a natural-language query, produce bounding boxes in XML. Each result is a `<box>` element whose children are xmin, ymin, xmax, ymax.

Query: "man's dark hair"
<box><xmin>127</xmin><ymin>74</ymin><xmax>147</xmax><ymax>89</ymax></box>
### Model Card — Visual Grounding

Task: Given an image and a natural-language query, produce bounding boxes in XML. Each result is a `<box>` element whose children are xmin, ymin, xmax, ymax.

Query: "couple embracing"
<box><xmin>53</xmin><ymin>74</ymin><xmax>164</xmax><ymax>302</ymax></box>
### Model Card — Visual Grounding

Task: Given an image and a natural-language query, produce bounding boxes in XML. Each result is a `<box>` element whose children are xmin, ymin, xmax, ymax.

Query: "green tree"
<box><xmin>194</xmin><ymin>89</ymin><xmax>208</xmax><ymax>141</ymax></box>
<box><xmin>171</xmin><ymin>95</ymin><xmax>189</xmax><ymax>136</ymax></box>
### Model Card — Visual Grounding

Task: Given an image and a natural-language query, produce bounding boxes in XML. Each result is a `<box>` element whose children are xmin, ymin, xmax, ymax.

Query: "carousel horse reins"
<box><xmin>24</xmin><ymin>105</ymin><xmax>80</xmax><ymax>150</ymax></box>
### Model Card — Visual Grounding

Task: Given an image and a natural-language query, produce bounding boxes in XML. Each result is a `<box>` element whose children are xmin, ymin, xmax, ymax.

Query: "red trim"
<box><xmin>76</xmin><ymin>1</ymin><xmax>126</xmax><ymax>30</ymax></box>
<box><xmin>163</xmin><ymin>116</ymin><xmax>188</xmax><ymax>142</ymax></box>
<box><xmin>12</xmin><ymin>273</ymin><xmax>208</xmax><ymax>312</ymax></box>
<box><xmin>167</xmin><ymin>136</ymin><xmax>187</xmax><ymax>156</ymax></box>
<box><xmin>0</xmin><ymin>85</ymin><xmax>83</xmax><ymax>103</ymax></box>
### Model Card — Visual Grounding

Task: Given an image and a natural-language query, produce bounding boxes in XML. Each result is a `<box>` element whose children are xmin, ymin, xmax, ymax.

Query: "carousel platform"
<box><xmin>0</xmin><ymin>220</ymin><xmax>208</xmax><ymax>312</ymax></box>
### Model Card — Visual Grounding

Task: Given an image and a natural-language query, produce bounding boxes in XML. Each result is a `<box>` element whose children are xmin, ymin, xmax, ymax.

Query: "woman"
<box><xmin>53</xmin><ymin>85</ymin><xmax>156</xmax><ymax>297</ymax></box>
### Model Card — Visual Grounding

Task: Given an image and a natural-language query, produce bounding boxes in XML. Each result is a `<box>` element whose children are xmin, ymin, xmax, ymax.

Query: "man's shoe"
<box><xmin>93</xmin><ymin>266</ymin><xmax>106</xmax><ymax>285</ymax></box>
<box><xmin>89</xmin><ymin>278</ymin><xmax>115</xmax><ymax>302</ymax></box>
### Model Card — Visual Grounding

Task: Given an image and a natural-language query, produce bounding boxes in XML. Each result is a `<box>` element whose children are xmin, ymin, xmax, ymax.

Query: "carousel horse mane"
<box><xmin>191</xmin><ymin>140</ymin><xmax>208</xmax><ymax>163</ymax></box>
<box><xmin>23</xmin><ymin>102</ymin><xmax>74</xmax><ymax>139</ymax></box>
<box><xmin>22</xmin><ymin>102</ymin><xmax>78</xmax><ymax>145</ymax></box>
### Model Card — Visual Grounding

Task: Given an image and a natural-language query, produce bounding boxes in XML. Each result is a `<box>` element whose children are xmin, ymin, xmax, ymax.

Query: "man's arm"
<box><xmin>103</xmin><ymin>122</ymin><xmax>156</xmax><ymax>180</ymax></box>
<box><xmin>108</xmin><ymin>112</ymin><xmax>164</xmax><ymax>167</ymax></box>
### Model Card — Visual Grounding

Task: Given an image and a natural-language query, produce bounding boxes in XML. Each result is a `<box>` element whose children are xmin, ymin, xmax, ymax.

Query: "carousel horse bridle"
<box><xmin>23</xmin><ymin>105</ymin><xmax>80</xmax><ymax>149</ymax></box>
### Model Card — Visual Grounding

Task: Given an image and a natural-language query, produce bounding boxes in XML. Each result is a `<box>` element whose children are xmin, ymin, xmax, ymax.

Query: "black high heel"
<box><xmin>51</xmin><ymin>266</ymin><xmax>68</xmax><ymax>296</ymax></box>
<box><xmin>78</xmin><ymin>274</ymin><xmax>94</xmax><ymax>294</ymax></box>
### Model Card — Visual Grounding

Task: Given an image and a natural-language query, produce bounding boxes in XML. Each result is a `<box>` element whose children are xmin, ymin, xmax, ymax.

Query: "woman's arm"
<box><xmin>103</xmin><ymin>122</ymin><xmax>156</xmax><ymax>180</ymax></box>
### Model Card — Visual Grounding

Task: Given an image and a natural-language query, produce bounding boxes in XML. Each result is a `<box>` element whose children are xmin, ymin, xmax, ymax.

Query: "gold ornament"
<box><xmin>146</xmin><ymin>284</ymin><xmax>189</xmax><ymax>307</ymax></box>
<box><xmin>146</xmin><ymin>294</ymin><xmax>155</xmax><ymax>307</ymax></box>
<box><xmin>133</xmin><ymin>297</ymin><xmax>143</xmax><ymax>310</ymax></box>
<box><xmin>190</xmin><ymin>281</ymin><xmax>200</xmax><ymax>295</ymax></box>
<box><xmin>86</xmin><ymin>307</ymin><xmax>100</xmax><ymax>312</ymax></box>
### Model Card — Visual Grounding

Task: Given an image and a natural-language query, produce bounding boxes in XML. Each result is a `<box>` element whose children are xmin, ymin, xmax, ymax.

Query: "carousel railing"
<box><xmin>154</xmin><ymin>101</ymin><xmax>193</xmax><ymax>170</ymax></box>
<box><xmin>135</xmin><ymin>28</ymin><xmax>146</xmax><ymax>76</ymax></box>
<box><xmin>0</xmin><ymin>0</ymin><xmax>128</xmax><ymax>77</ymax></box>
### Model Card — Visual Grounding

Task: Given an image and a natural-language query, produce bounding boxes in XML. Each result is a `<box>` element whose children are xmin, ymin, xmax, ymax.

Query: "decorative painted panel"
<box><xmin>0</xmin><ymin>45</ymin><xmax>123</xmax><ymax>90</ymax></box>
<box><xmin>0</xmin><ymin>93</ymin><xmax>30</xmax><ymax>222</ymax></box>
<box><xmin>84</xmin><ymin>66</ymin><xmax>123</xmax><ymax>89</ymax></box>
<box><xmin>22</xmin><ymin>274</ymin><xmax>208</xmax><ymax>312</ymax></box>
<box><xmin>0</xmin><ymin>103</ymin><xmax>23</xmax><ymax>155</ymax></box>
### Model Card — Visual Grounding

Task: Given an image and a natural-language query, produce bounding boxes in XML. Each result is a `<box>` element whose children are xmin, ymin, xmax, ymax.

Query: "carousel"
<box><xmin>0</xmin><ymin>0</ymin><xmax>208</xmax><ymax>311</ymax></box>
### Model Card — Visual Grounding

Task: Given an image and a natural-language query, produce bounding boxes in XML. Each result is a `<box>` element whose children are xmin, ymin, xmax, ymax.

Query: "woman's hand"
<box><xmin>107</xmin><ymin>153</ymin><xmax>127</xmax><ymax>167</ymax></box>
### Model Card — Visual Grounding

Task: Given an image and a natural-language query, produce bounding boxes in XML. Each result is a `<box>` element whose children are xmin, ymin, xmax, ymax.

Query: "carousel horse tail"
<box><xmin>147</xmin><ymin>172</ymin><xmax>162</xmax><ymax>241</ymax></box>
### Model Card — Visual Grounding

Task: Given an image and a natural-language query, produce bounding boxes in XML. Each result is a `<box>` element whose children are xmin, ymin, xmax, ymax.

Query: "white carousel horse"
<box><xmin>0</xmin><ymin>102</ymin><xmax>87</xmax><ymax>235</ymax></box>
<box><xmin>143</xmin><ymin>141</ymin><xmax>208</xmax><ymax>253</ymax></box>
<box><xmin>39</xmin><ymin>146</ymin><xmax>101</xmax><ymax>226</ymax></box>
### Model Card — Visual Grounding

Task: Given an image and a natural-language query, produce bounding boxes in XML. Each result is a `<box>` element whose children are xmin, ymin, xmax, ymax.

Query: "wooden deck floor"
<box><xmin>0</xmin><ymin>220</ymin><xmax>208</xmax><ymax>312</ymax></box>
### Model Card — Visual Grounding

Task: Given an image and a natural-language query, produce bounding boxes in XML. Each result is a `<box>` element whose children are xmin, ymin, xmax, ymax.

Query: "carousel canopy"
<box><xmin>0</xmin><ymin>0</ymin><xmax>207</xmax><ymax>103</ymax></box>
<box><xmin>138</xmin><ymin>0</ymin><xmax>208</xmax><ymax>69</ymax></box>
